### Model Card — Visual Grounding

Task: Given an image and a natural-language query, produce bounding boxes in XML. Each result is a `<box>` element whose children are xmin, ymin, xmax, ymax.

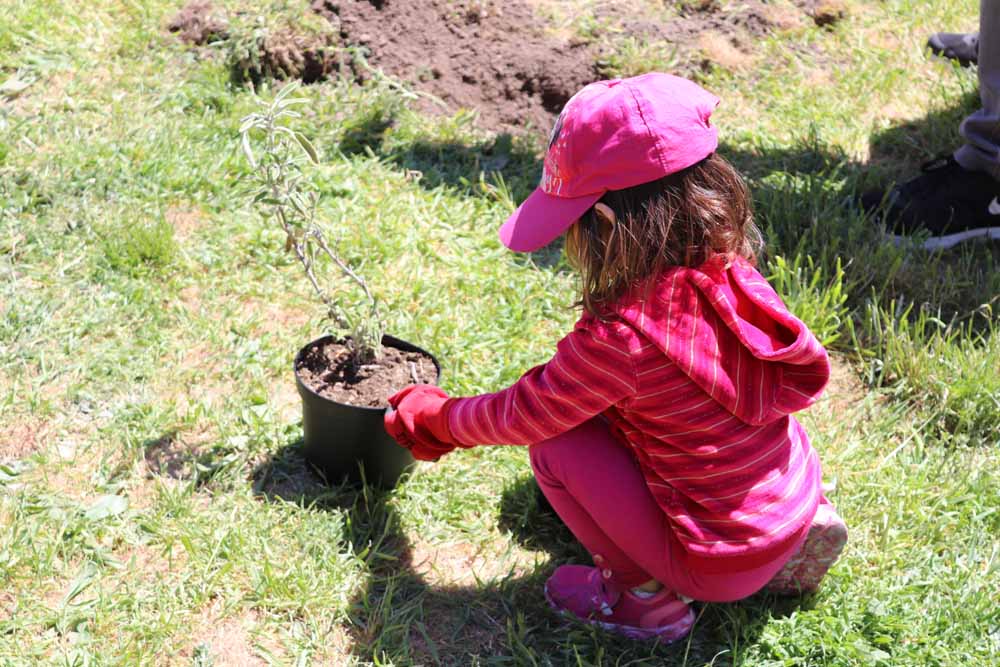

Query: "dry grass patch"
<box><xmin>0</xmin><ymin>417</ymin><xmax>52</xmax><ymax>463</ymax></box>
<box><xmin>246</xmin><ymin>297</ymin><xmax>313</xmax><ymax>337</ymax></box>
<box><xmin>177</xmin><ymin>284</ymin><xmax>205</xmax><ymax>318</ymax></box>
<box><xmin>761</xmin><ymin>2</ymin><xmax>808</xmax><ymax>30</ymax></box>
<box><xmin>181</xmin><ymin>600</ymin><xmax>268</xmax><ymax>667</ymax></box>
<box><xmin>269</xmin><ymin>378</ymin><xmax>301</xmax><ymax>425</ymax></box>
<box><xmin>36</xmin><ymin>442</ymin><xmax>123</xmax><ymax>504</ymax></box>
<box><xmin>306</xmin><ymin>624</ymin><xmax>355</xmax><ymax>665</ymax></box>
<box><xmin>165</xmin><ymin>205</ymin><xmax>206</xmax><ymax>242</ymax></box>
<box><xmin>115</xmin><ymin>539</ymin><xmax>190</xmax><ymax>580</ymax></box>
<box><xmin>809</xmin><ymin>353</ymin><xmax>868</xmax><ymax>418</ymax></box>
<box><xmin>7</xmin><ymin>69</ymin><xmax>75</xmax><ymax>116</ymax></box>
<box><xmin>160</xmin><ymin>341</ymin><xmax>230</xmax><ymax>415</ymax></box>
<box><xmin>699</xmin><ymin>31</ymin><xmax>754</xmax><ymax>71</ymax></box>
<box><xmin>0</xmin><ymin>590</ymin><xmax>15</xmax><ymax>623</ymax></box>
<box><xmin>408</xmin><ymin>535</ymin><xmax>540</xmax><ymax>588</ymax></box>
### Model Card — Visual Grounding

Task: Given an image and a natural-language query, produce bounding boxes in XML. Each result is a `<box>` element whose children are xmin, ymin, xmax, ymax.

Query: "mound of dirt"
<box><xmin>167</xmin><ymin>0</ymin><xmax>846</xmax><ymax>133</ymax></box>
<box><xmin>311</xmin><ymin>0</ymin><xmax>599</xmax><ymax>132</ymax></box>
<box><xmin>167</xmin><ymin>0</ymin><xmax>229</xmax><ymax>45</ymax></box>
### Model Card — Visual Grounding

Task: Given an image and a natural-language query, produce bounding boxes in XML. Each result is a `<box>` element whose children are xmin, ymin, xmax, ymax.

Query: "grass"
<box><xmin>2</xmin><ymin>0</ymin><xmax>999</xmax><ymax>664</ymax></box>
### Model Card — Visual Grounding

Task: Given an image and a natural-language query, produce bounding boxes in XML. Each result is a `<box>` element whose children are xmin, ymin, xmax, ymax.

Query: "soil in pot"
<box><xmin>295</xmin><ymin>338</ymin><xmax>438</xmax><ymax>408</ymax></box>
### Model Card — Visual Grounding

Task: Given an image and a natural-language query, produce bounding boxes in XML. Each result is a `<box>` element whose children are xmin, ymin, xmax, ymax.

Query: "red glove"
<box><xmin>384</xmin><ymin>384</ymin><xmax>461</xmax><ymax>462</ymax></box>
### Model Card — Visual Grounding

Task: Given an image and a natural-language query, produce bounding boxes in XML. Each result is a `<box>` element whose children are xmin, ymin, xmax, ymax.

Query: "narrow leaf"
<box><xmin>61</xmin><ymin>562</ymin><xmax>99</xmax><ymax>607</ymax></box>
<box><xmin>274</xmin><ymin>80</ymin><xmax>300</xmax><ymax>102</ymax></box>
<box><xmin>241</xmin><ymin>132</ymin><xmax>256</xmax><ymax>168</ymax></box>
<box><xmin>294</xmin><ymin>133</ymin><xmax>319</xmax><ymax>163</ymax></box>
<box><xmin>84</xmin><ymin>495</ymin><xmax>129</xmax><ymax>521</ymax></box>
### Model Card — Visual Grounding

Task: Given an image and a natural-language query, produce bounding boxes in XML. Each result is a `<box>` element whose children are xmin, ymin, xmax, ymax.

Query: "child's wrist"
<box><xmin>439</xmin><ymin>398</ymin><xmax>471</xmax><ymax>448</ymax></box>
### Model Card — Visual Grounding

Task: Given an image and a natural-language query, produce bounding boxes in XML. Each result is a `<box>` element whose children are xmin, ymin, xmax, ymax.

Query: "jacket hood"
<box><xmin>617</xmin><ymin>256</ymin><xmax>830</xmax><ymax>426</ymax></box>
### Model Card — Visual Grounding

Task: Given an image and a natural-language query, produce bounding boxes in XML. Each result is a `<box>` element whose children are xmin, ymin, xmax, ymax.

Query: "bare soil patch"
<box><xmin>165</xmin><ymin>205</ymin><xmax>205</xmax><ymax>242</ymax></box>
<box><xmin>822</xmin><ymin>354</ymin><xmax>867</xmax><ymax>413</ymax></box>
<box><xmin>0</xmin><ymin>417</ymin><xmax>50</xmax><ymax>463</ymax></box>
<box><xmin>182</xmin><ymin>600</ymin><xmax>267</xmax><ymax>667</ymax></box>
<box><xmin>167</xmin><ymin>0</ymin><xmax>229</xmax><ymax>45</ymax></box>
<box><xmin>312</xmin><ymin>0</ymin><xmax>599</xmax><ymax>131</ymax></box>
<box><xmin>295</xmin><ymin>338</ymin><xmax>437</xmax><ymax>408</ymax></box>
<box><xmin>409</xmin><ymin>536</ymin><xmax>538</xmax><ymax>587</ymax></box>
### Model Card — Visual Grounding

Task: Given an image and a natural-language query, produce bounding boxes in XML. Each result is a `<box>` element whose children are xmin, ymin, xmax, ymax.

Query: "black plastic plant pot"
<box><xmin>294</xmin><ymin>334</ymin><xmax>441</xmax><ymax>489</ymax></box>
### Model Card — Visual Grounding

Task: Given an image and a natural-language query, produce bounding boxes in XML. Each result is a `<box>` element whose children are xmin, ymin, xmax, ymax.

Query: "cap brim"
<box><xmin>499</xmin><ymin>187</ymin><xmax>603</xmax><ymax>252</ymax></box>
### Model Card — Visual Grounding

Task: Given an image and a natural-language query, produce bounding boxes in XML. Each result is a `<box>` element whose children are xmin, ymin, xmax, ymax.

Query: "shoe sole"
<box><xmin>543</xmin><ymin>585</ymin><xmax>696</xmax><ymax>642</ymax></box>
<box><xmin>763</xmin><ymin>510</ymin><xmax>848</xmax><ymax>595</ymax></box>
<box><xmin>889</xmin><ymin>225</ymin><xmax>1000</xmax><ymax>251</ymax></box>
<box><xmin>928</xmin><ymin>51</ymin><xmax>976</xmax><ymax>67</ymax></box>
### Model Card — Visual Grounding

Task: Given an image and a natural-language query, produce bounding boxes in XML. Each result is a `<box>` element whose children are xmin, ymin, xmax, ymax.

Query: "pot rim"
<box><xmin>293</xmin><ymin>333</ymin><xmax>442</xmax><ymax>412</ymax></box>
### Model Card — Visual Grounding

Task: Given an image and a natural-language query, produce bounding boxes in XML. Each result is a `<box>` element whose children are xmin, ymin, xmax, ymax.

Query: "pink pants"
<box><xmin>529</xmin><ymin>418</ymin><xmax>809</xmax><ymax>603</ymax></box>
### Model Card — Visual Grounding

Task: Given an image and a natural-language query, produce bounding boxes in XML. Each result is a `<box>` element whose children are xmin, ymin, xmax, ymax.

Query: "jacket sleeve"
<box><xmin>447</xmin><ymin>321</ymin><xmax>638</xmax><ymax>446</ymax></box>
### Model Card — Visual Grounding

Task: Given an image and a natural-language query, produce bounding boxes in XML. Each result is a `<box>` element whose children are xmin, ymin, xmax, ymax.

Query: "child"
<box><xmin>384</xmin><ymin>72</ymin><xmax>847</xmax><ymax>642</ymax></box>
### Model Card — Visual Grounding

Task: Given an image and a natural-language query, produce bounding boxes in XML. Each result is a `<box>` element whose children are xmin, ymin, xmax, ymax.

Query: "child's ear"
<box><xmin>594</xmin><ymin>202</ymin><xmax>616</xmax><ymax>226</ymax></box>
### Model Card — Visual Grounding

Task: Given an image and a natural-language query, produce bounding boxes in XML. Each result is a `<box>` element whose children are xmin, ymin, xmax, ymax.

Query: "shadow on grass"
<box><xmin>334</xmin><ymin>114</ymin><xmax>570</xmax><ymax>270</ymax></box>
<box><xmin>714</xmin><ymin>85</ymin><xmax>998</xmax><ymax>328</ymax></box>
<box><xmin>253</xmin><ymin>441</ymin><xmax>822</xmax><ymax>665</ymax></box>
<box><xmin>252</xmin><ymin>440</ymin><xmax>547</xmax><ymax>662</ymax></box>
<box><xmin>142</xmin><ymin>432</ymin><xmax>243</xmax><ymax>486</ymax></box>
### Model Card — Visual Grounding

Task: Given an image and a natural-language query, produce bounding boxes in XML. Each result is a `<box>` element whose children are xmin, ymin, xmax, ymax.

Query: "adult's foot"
<box><xmin>860</xmin><ymin>156</ymin><xmax>1000</xmax><ymax>250</ymax></box>
<box><xmin>927</xmin><ymin>31</ymin><xmax>979</xmax><ymax>67</ymax></box>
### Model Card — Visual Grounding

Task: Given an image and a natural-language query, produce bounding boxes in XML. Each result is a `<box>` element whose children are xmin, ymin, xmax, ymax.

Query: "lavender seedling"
<box><xmin>239</xmin><ymin>82</ymin><xmax>383</xmax><ymax>367</ymax></box>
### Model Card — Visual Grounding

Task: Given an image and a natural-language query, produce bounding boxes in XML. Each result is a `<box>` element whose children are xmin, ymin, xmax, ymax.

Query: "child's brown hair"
<box><xmin>564</xmin><ymin>153</ymin><xmax>761</xmax><ymax>317</ymax></box>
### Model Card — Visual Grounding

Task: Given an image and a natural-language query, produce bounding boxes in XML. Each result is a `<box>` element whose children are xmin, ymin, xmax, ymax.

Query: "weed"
<box><xmin>768</xmin><ymin>254</ymin><xmax>849</xmax><ymax>348</ymax></box>
<box><xmin>99</xmin><ymin>213</ymin><xmax>178</xmax><ymax>276</ymax></box>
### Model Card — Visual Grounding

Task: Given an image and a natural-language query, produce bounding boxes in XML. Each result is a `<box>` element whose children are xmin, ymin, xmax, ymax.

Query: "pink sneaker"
<box><xmin>764</xmin><ymin>501</ymin><xmax>848</xmax><ymax>595</ymax></box>
<box><xmin>543</xmin><ymin>565</ymin><xmax>695</xmax><ymax>642</ymax></box>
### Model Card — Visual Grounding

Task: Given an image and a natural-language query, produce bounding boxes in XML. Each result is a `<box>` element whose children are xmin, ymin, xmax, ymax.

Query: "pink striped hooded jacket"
<box><xmin>448</xmin><ymin>255</ymin><xmax>830</xmax><ymax>573</ymax></box>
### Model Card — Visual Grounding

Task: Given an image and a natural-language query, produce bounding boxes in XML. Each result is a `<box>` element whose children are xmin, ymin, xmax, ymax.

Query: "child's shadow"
<box><xmin>497</xmin><ymin>473</ymin><xmax>825</xmax><ymax>663</ymax></box>
<box><xmin>253</xmin><ymin>441</ymin><xmax>550</xmax><ymax>664</ymax></box>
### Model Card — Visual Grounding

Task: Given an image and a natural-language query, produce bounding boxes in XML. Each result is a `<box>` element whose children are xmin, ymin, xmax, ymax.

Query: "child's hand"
<box><xmin>384</xmin><ymin>384</ymin><xmax>458</xmax><ymax>462</ymax></box>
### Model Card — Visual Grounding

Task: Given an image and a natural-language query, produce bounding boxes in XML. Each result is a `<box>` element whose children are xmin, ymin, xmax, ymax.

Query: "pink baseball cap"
<box><xmin>499</xmin><ymin>72</ymin><xmax>720</xmax><ymax>252</ymax></box>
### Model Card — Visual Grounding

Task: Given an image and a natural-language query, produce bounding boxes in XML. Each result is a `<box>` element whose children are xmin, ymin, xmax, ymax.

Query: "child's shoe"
<box><xmin>764</xmin><ymin>502</ymin><xmax>848</xmax><ymax>595</ymax></box>
<box><xmin>543</xmin><ymin>565</ymin><xmax>695</xmax><ymax>642</ymax></box>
